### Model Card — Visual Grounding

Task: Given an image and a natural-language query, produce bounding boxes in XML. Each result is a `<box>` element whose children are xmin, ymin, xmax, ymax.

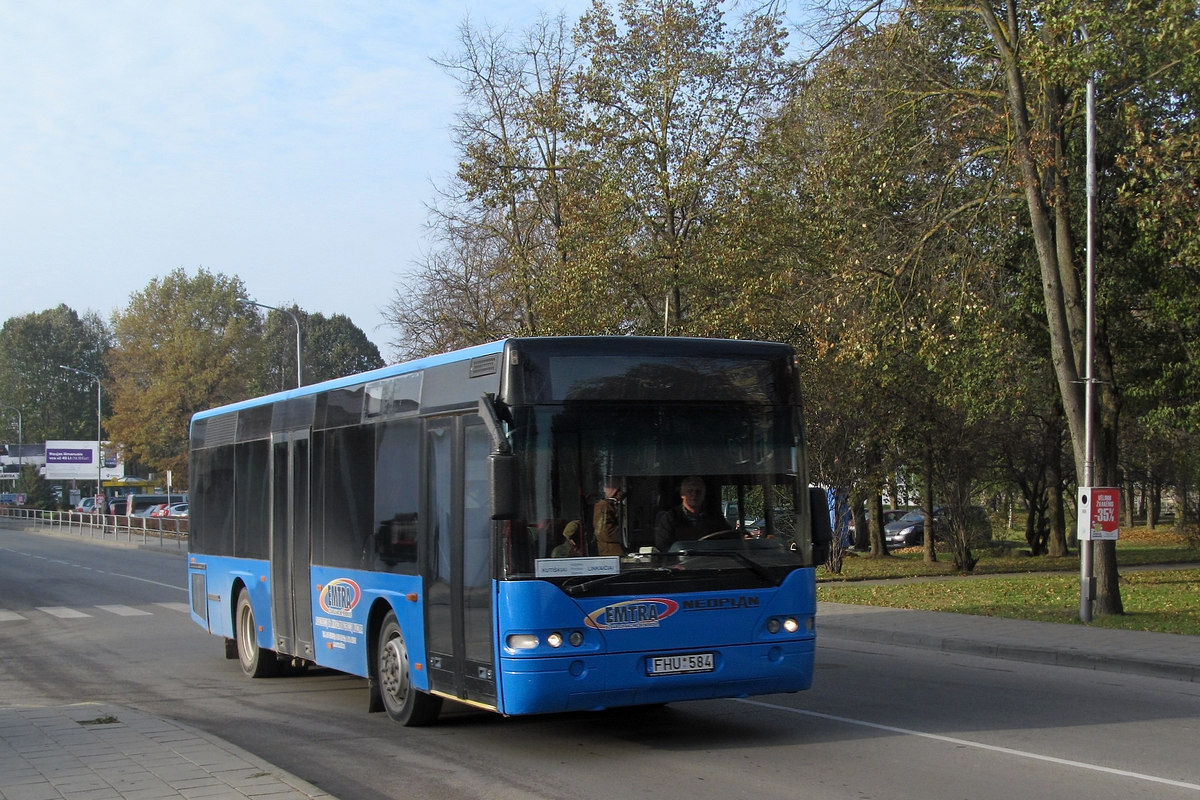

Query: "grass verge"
<box><xmin>817</xmin><ymin>527</ymin><xmax>1200</xmax><ymax>636</ymax></box>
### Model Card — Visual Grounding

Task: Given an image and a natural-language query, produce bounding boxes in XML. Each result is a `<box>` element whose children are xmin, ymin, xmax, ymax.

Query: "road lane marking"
<box><xmin>0</xmin><ymin>546</ymin><xmax>185</xmax><ymax>592</ymax></box>
<box><xmin>95</xmin><ymin>604</ymin><xmax>152</xmax><ymax>616</ymax></box>
<box><xmin>737</xmin><ymin>698</ymin><xmax>1200</xmax><ymax>792</ymax></box>
<box><xmin>2</xmin><ymin>604</ymin><xmax>185</xmax><ymax>621</ymax></box>
<box><xmin>154</xmin><ymin>602</ymin><xmax>191</xmax><ymax>613</ymax></box>
<box><xmin>37</xmin><ymin>607</ymin><xmax>92</xmax><ymax>618</ymax></box>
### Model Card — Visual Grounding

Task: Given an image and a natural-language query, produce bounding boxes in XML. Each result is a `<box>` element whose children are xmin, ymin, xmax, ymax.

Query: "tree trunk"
<box><xmin>922</xmin><ymin>450</ymin><xmax>937</xmax><ymax>563</ymax></box>
<box><xmin>869</xmin><ymin>491</ymin><xmax>889</xmax><ymax>557</ymax></box>
<box><xmin>976</xmin><ymin>0</ymin><xmax>1121</xmax><ymax>615</ymax></box>
<box><xmin>1046</xmin><ymin>403</ymin><xmax>1069</xmax><ymax>557</ymax></box>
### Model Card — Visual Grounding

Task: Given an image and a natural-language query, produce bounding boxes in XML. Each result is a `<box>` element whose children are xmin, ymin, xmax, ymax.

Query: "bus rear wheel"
<box><xmin>376</xmin><ymin>611</ymin><xmax>442</xmax><ymax>726</ymax></box>
<box><xmin>236</xmin><ymin>588</ymin><xmax>279</xmax><ymax>678</ymax></box>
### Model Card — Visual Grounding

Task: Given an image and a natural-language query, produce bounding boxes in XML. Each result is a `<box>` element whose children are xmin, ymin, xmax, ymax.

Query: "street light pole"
<box><xmin>0</xmin><ymin>402</ymin><xmax>21</xmax><ymax>475</ymax></box>
<box><xmin>1080</xmin><ymin>29</ymin><xmax>1097</xmax><ymax>624</ymax></box>
<box><xmin>59</xmin><ymin>365</ymin><xmax>104</xmax><ymax>499</ymax></box>
<box><xmin>240</xmin><ymin>299</ymin><xmax>303</xmax><ymax>388</ymax></box>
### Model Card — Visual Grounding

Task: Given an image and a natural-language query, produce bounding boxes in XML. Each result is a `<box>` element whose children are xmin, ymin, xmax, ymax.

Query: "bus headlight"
<box><xmin>767</xmin><ymin>617</ymin><xmax>800</xmax><ymax>635</ymax></box>
<box><xmin>507</xmin><ymin>631</ymin><xmax>585</xmax><ymax>650</ymax></box>
<box><xmin>507</xmin><ymin>634</ymin><xmax>539</xmax><ymax>650</ymax></box>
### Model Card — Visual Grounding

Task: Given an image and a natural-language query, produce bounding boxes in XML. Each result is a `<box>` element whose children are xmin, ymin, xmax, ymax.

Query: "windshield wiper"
<box><xmin>669</xmin><ymin>548</ymin><xmax>779</xmax><ymax>585</ymax></box>
<box><xmin>563</xmin><ymin>567</ymin><xmax>675</xmax><ymax>595</ymax></box>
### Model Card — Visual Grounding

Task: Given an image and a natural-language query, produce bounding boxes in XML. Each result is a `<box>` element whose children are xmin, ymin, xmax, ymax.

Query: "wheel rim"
<box><xmin>380</xmin><ymin>634</ymin><xmax>411</xmax><ymax>707</ymax></box>
<box><xmin>238</xmin><ymin>601</ymin><xmax>255</xmax><ymax>667</ymax></box>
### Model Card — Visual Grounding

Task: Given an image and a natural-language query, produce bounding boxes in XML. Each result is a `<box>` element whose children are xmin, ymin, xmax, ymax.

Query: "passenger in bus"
<box><xmin>551</xmin><ymin>520</ymin><xmax>582</xmax><ymax>558</ymax></box>
<box><xmin>592</xmin><ymin>477</ymin><xmax>626</xmax><ymax>556</ymax></box>
<box><xmin>654</xmin><ymin>476</ymin><xmax>729</xmax><ymax>552</ymax></box>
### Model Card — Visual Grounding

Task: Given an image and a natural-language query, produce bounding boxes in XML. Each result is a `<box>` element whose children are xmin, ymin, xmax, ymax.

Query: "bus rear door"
<box><xmin>271</xmin><ymin>428</ymin><xmax>315</xmax><ymax>662</ymax></box>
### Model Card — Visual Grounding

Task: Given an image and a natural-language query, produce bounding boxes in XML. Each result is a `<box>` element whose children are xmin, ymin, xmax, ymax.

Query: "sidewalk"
<box><xmin>0</xmin><ymin>703</ymin><xmax>334</xmax><ymax>800</ymax></box>
<box><xmin>818</xmin><ymin>600</ymin><xmax>1200</xmax><ymax>682</ymax></box>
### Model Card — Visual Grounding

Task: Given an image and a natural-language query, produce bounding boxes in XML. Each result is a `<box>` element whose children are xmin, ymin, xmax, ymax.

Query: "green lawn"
<box><xmin>817</xmin><ymin>527</ymin><xmax>1200</xmax><ymax>635</ymax></box>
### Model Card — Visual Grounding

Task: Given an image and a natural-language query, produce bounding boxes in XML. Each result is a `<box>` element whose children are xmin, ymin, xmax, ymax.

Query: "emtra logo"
<box><xmin>319</xmin><ymin>579</ymin><xmax>362</xmax><ymax>617</ymax></box>
<box><xmin>585</xmin><ymin>598</ymin><xmax>679</xmax><ymax>630</ymax></box>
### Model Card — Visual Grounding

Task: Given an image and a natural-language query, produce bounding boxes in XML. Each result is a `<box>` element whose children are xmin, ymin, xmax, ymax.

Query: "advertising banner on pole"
<box><xmin>1077</xmin><ymin>487</ymin><xmax>1120</xmax><ymax>541</ymax></box>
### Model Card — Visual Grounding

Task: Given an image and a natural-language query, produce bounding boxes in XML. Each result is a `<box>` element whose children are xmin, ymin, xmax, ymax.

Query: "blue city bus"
<box><xmin>186</xmin><ymin>337</ymin><xmax>832</xmax><ymax>725</ymax></box>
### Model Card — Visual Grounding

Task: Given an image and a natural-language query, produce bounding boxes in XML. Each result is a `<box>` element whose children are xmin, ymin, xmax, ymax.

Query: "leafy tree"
<box><xmin>389</xmin><ymin>13</ymin><xmax>579</xmax><ymax>358</ymax></box>
<box><xmin>569</xmin><ymin>0</ymin><xmax>794</xmax><ymax>335</ymax></box>
<box><xmin>390</xmin><ymin>0</ymin><xmax>800</xmax><ymax>354</ymax></box>
<box><xmin>767</xmin><ymin>17</ymin><xmax>1022</xmax><ymax>566</ymax></box>
<box><xmin>0</xmin><ymin>305</ymin><xmax>111</xmax><ymax>444</ymax></box>
<box><xmin>792</xmin><ymin>0</ymin><xmax>1200</xmax><ymax>609</ymax></box>
<box><xmin>1110</xmin><ymin>0</ymin><xmax>1200</xmax><ymax>510</ymax></box>
<box><xmin>306</xmin><ymin>312</ymin><xmax>385</xmax><ymax>381</ymax></box>
<box><xmin>106</xmin><ymin>268</ymin><xmax>262</xmax><ymax>485</ymax></box>
<box><xmin>252</xmin><ymin>305</ymin><xmax>384</xmax><ymax>392</ymax></box>
<box><xmin>387</xmin><ymin>230</ymin><xmax>522</xmax><ymax>360</ymax></box>
<box><xmin>17</xmin><ymin>464</ymin><xmax>57</xmax><ymax>511</ymax></box>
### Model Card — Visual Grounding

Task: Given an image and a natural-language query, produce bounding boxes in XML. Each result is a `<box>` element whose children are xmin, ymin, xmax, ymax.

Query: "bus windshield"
<box><xmin>503</xmin><ymin>403</ymin><xmax>809</xmax><ymax>594</ymax></box>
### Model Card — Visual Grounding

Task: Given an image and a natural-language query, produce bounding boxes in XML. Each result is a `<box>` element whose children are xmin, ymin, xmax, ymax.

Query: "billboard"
<box><xmin>44</xmin><ymin>440</ymin><xmax>122</xmax><ymax>481</ymax></box>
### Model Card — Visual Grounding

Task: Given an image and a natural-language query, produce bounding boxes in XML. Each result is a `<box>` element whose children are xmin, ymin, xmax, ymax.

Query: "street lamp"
<box><xmin>240</xmin><ymin>299</ymin><xmax>303</xmax><ymax>388</ymax></box>
<box><xmin>59</xmin><ymin>365</ymin><xmax>103</xmax><ymax>499</ymax></box>
<box><xmin>0</xmin><ymin>402</ymin><xmax>21</xmax><ymax>475</ymax></box>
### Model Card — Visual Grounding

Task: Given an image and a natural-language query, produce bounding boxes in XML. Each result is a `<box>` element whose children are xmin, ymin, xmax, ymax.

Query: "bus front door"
<box><xmin>425</xmin><ymin>417</ymin><xmax>497</xmax><ymax>708</ymax></box>
<box><xmin>271</xmin><ymin>429</ymin><xmax>315</xmax><ymax>662</ymax></box>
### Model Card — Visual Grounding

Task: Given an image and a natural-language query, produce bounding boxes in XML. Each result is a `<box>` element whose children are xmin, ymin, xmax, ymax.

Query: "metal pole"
<box><xmin>240</xmin><ymin>299</ymin><xmax>303</xmax><ymax>388</ymax></box>
<box><xmin>1080</xmin><ymin>56</ymin><xmax>1097</xmax><ymax>623</ymax></box>
<box><xmin>58</xmin><ymin>365</ymin><xmax>103</xmax><ymax>501</ymax></box>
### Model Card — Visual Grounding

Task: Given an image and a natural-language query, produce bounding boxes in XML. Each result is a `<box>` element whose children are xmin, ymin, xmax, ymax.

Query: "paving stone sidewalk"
<box><xmin>0</xmin><ymin>703</ymin><xmax>335</xmax><ymax>800</ymax></box>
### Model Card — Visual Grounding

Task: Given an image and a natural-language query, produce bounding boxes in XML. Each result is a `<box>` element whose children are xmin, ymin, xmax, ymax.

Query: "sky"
<box><xmin>0</xmin><ymin>1</ymin><xmax>591</xmax><ymax>359</ymax></box>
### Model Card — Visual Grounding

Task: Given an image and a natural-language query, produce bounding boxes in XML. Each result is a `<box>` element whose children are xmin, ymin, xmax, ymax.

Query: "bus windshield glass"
<box><xmin>504</xmin><ymin>402</ymin><xmax>809</xmax><ymax>594</ymax></box>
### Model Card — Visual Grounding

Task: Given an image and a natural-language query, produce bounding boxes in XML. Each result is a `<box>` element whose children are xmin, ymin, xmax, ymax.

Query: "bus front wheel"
<box><xmin>236</xmin><ymin>588</ymin><xmax>279</xmax><ymax>678</ymax></box>
<box><xmin>376</xmin><ymin>611</ymin><xmax>442</xmax><ymax>726</ymax></box>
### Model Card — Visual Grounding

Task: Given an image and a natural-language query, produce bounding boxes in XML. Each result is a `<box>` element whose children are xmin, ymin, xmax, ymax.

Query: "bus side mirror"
<box><xmin>809</xmin><ymin>487</ymin><xmax>833</xmax><ymax>564</ymax></box>
<box><xmin>489</xmin><ymin>453</ymin><xmax>518</xmax><ymax>520</ymax></box>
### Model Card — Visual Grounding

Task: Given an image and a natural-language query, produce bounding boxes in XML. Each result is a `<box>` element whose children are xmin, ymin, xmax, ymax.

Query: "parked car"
<box><xmin>165</xmin><ymin>502</ymin><xmax>188</xmax><ymax>517</ymax></box>
<box><xmin>866</xmin><ymin>508</ymin><xmax>909</xmax><ymax>527</ymax></box>
<box><xmin>73</xmin><ymin>497</ymin><xmax>97</xmax><ymax>513</ymax></box>
<box><xmin>884</xmin><ymin>508</ymin><xmax>941</xmax><ymax>549</ymax></box>
<box><xmin>884</xmin><ymin>506</ymin><xmax>992</xmax><ymax>549</ymax></box>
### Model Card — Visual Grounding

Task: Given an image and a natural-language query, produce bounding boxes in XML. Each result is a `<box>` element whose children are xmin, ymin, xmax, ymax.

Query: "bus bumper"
<box><xmin>497</xmin><ymin>637</ymin><xmax>815</xmax><ymax>716</ymax></box>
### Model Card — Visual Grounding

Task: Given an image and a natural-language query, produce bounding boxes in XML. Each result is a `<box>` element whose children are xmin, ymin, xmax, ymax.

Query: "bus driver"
<box><xmin>654</xmin><ymin>476</ymin><xmax>728</xmax><ymax>552</ymax></box>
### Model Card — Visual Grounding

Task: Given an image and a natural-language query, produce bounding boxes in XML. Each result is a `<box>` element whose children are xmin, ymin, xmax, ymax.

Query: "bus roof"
<box><xmin>191</xmin><ymin>339</ymin><xmax>506</xmax><ymax>424</ymax></box>
<box><xmin>190</xmin><ymin>336</ymin><xmax>793</xmax><ymax>425</ymax></box>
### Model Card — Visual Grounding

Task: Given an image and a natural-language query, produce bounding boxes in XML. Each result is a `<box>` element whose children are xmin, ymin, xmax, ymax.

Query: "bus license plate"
<box><xmin>647</xmin><ymin>652</ymin><xmax>714</xmax><ymax>676</ymax></box>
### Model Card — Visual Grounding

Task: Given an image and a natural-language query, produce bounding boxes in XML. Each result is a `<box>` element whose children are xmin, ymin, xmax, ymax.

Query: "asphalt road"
<box><xmin>3</xmin><ymin>525</ymin><xmax>1199</xmax><ymax>800</ymax></box>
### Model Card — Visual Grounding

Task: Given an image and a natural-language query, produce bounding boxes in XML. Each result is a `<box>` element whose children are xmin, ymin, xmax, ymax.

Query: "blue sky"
<box><xmin>0</xmin><ymin>1</ymin><xmax>590</xmax><ymax>357</ymax></box>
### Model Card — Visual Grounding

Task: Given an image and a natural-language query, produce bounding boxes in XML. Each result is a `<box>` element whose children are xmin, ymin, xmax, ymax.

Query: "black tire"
<box><xmin>236</xmin><ymin>588</ymin><xmax>279</xmax><ymax>678</ymax></box>
<box><xmin>376</xmin><ymin>611</ymin><xmax>442</xmax><ymax>726</ymax></box>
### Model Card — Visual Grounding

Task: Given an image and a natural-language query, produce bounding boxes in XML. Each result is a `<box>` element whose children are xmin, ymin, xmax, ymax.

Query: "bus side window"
<box><xmin>374</xmin><ymin>420</ymin><xmax>420</xmax><ymax>572</ymax></box>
